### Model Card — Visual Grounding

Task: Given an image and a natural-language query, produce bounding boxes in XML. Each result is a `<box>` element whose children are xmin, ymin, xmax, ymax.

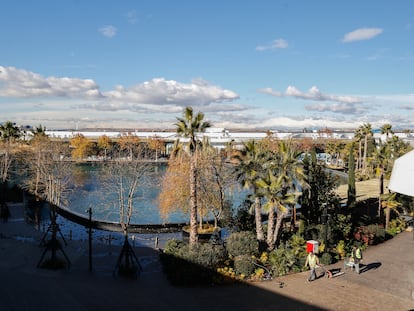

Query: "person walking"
<box><xmin>305</xmin><ymin>251</ymin><xmax>320</xmax><ymax>282</ymax></box>
<box><xmin>351</xmin><ymin>245</ymin><xmax>363</xmax><ymax>274</ymax></box>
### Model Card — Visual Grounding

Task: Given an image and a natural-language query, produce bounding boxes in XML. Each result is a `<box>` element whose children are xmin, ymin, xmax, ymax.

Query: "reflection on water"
<box><xmin>67</xmin><ymin>163</ymin><xmax>184</xmax><ymax>224</ymax></box>
<box><xmin>66</xmin><ymin>163</ymin><xmax>246</xmax><ymax>225</ymax></box>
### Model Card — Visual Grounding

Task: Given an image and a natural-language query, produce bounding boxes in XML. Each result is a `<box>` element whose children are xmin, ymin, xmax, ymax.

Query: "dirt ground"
<box><xmin>335</xmin><ymin>178</ymin><xmax>389</xmax><ymax>202</ymax></box>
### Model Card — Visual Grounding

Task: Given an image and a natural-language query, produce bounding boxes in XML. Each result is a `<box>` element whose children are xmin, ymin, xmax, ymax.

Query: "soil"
<box><xmin>335</xmin><ymin>178</ymin><xmax>389</xmax><ymax>202</ymax></box>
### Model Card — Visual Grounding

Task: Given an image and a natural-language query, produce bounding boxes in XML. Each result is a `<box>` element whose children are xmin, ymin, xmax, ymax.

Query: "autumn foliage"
<box><xmin>158</xmin><ymin>152</ymin><xmax>191</xmax><ymax>221</ymax></box>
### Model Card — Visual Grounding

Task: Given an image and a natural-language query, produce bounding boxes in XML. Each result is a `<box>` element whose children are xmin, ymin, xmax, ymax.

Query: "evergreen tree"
<box><xmin>347</xmin><ymin>144</ymin><xmax>356</xmax><ymax>208</ymax></box>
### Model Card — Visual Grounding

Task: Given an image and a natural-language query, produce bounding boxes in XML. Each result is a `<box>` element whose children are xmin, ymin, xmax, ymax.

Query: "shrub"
<box><xmin>231</xmin><ymin>203</ymin><xmax>255</xmax><ymax>232</ymax></box>
<box><xmin>160</xmin><ymin>239</ymin><xmax>228</xmax><ymax>286</ymax></box>
<box><xmin>387</xmin><ymin>219</ymin><xmax>406</xmax><ymax>236</ymax></box>
<box><xmin>320</xmin><ymin>252</ymin><xmax>333</xmax><ymax>265</ymax></box>
<box><xmin>354</xmin><ymin>224</ymin><xmax>386</xmax><ymax>245</ymax></box>
<box><xmin>268</xmin><ymin>246</ymin><xmax>296</xmax><ymax>277</ymax></box>
<box><xmin>286</xmin><ymin>234</ymin><xmax>307</xmax><ymax>258</ymax></box>
<box><xmin>233</xmin><ymin>254</ymin><xmax>255</xmax><ymax>276</ymax></box>
<box><xmin>171</xmin><ymin>241</ymin><xmax>227</xmax><ymax>267</ymax></box>
<box><xmin>163</xmin><ymin>239</ymin><xmax>185</xmax><ymax>255</ymax></box>
<box><xmin>334</xmin><ymin>240</ymin><xmax>346</xmax><ymax>259</ymax></box>
<box><xmin>226</xmin><ymin>231</ymin><xmax>258</xmax><ymax>257</ymax></box>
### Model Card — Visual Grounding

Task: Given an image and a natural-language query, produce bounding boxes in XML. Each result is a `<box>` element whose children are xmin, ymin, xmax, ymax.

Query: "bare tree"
<box><xmin>0</xmin><ymin>121</ymin><xmax>21</xmax><ymax>205</ymax></box>
<box><xmin>101</xmin><ymin>144</ymin><xmax>153</xmax><ymax>278</ymax></box>
<box><xmin>21</xmin><ymin>137</ymin><xmax>73</xmax><ymax>269</ymax></box>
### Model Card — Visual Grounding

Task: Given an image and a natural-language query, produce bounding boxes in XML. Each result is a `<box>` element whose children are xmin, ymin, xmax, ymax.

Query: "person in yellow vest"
<box><xmin>305</xmin><ymin>251</ymin><xmax>320</xmax><ymax>282</ymax></box>
<box><xmin>351</xmin><ymin>245</ymin><xmax>363</xmax><ymax>274</ymax></box>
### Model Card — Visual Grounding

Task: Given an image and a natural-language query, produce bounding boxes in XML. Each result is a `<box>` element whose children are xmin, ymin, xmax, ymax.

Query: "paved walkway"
<box><xmin>1</xmin><ymin>203</ymin><xmax>414</xmax><ymax>311</ymax></box>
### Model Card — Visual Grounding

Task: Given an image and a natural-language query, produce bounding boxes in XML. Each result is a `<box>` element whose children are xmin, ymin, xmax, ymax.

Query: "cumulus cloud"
<box><xmin>342</xmin><ymin>27</ymin><xmax>383</xmax><ymax>43</ymax></box>
<box><xmin>99</xmin><ymin>25</ymin><xmax>117</xmax><ymax>38</ymax></box>
<box><xmin>256</xmin><ymin>38</ymin><xmax>288</xmax><ymax>51</ymax></box>
<box><xmin>0</xmin><ymin>66</ymin><xmax>239</xmax><ymax>112</ymax></box>
<box><xmin>0</xmin><ymin>66</ymin><xmax>102</xmax><ymax>99</ymax></box>
<box><xmin>305</xmin><ymin>102</ymin><xmax>368</xmax><ymax>114</ymax></box>
<box><xmin>102</xmin><ymin>78</ymin><xmax>239</xmax><ymax>108</ymax></box>
<box><xmin>261</xmin><ymin>85</ymin><xmax>361</xmax><ymax>104</ymax></box>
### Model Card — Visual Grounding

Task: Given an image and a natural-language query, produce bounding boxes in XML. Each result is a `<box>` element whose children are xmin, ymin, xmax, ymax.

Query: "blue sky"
<box><xmin>1</xmin><ymin>0</ymin><xmax>414</xmax><ymax>131</ymax></box>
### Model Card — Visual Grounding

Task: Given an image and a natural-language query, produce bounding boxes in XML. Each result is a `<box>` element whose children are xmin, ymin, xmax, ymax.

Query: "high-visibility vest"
<box><xmin>308</xmin><ymin>254</ymin><xmax>317</xmax><ymax>268</ymax></box>
<box><xmin>355</xmin><ymin>248</ymin><xmax>362</xmax><ymax>259</ymax></box>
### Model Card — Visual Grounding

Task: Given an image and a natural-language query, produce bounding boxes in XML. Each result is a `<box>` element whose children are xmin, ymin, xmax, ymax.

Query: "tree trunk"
<box><xmin>378</xmin><ymin>171</ymin><xmax>384</xmax><ymax>218</ymax></box>
<box><xmin>272</xmin><ymin>212</ymin><xmax>285</xmax><ymax>250</ymax></box>
<box><xmin>385</xmin><ymin>207</ymin><xmax>391</xmax><ymax>230</ymax></box>
<box><xmin>363</xmin><ymin>136</ymin><xmax>368</xmax><ymax>174</ymax></box>
<box><xmin>266</xmin><ymin>208</ymin><xmax>275</xmax><ymax>250</ymax></box>
<box><xmin>254</xmin><ymin>196</ymin><xmax>265</xmax><ymax>242</ymax></box>
<box><xmin>189</xmin><ymin>158</ymin><xmax>198</xmax><ymax>246</ymax></box>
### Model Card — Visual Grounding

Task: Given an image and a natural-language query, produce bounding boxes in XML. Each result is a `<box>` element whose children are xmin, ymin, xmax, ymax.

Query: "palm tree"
<box><xmin>380</xmin><ymin>123</ymin><xmax>394</xmax><ymax>141</ymax></box>
<box><xmin>0</xmin><ymin>121</ymin><xmax>21</xmax><ymax>141</ymax></box>
<box><xmin>256</xmin><ymin>169</ymin><xmax>297</xmax><ymax>250</ymax></box>
<box><xmin>233</xmin><ymin>140</ymin><xmax>266</xmax><ymax>242</ymax></box>
<box><xmin>380</xmin><ymin>192</ymin><xmax>401</xmax><ymax>230</ymax></box>
<box><xmin>175</xmin><ymin>107</ymin><xmax>211</xmax><ymax>246</ymax></box>
<box><xmin>256</xmin><ymin>140</ymin><xmax>305</xmax><ymax>250</ymax></box>
<box><xmin>372</xmin><ymin>141</ymin><xmax>391</xmax><ymax>217</ymax></box>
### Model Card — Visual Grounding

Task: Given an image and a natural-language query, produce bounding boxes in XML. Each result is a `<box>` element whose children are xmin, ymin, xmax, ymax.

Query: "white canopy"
<box><xmin>389</xmin><ymin>149</ymin><xmax>414</xmax><ymax>196</ymax></box>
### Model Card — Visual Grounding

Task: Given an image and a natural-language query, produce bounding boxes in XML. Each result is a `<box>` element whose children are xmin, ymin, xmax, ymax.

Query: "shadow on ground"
<box><xmin>360</xmin><ymin>262</ymin><xmax>382</xmax><ymax>274</ymax></box>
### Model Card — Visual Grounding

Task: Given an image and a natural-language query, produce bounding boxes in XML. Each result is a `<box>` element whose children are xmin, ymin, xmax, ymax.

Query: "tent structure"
<box><xmin>388</xmin><ymin>149</ymin><xmax>414</xmax><ymax>196</ymax></box>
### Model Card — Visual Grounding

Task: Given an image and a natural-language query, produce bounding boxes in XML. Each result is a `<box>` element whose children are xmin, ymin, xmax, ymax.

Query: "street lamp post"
<box><xmin>87</xmin><ymin>207</ymin><xmax>93</xmax><ymax>272</ymax></box>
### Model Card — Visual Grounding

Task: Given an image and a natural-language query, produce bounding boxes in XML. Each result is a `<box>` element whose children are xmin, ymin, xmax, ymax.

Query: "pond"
<box><xmin>65</xmin><ymin>162</ymin><xmax>246</xmax><ymax>226</ymax></box>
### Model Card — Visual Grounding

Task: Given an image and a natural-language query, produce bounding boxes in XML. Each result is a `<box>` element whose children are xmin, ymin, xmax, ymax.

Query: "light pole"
<box><xmin>87</xmin><ymin>207</ymin><xmax>93</xmax><ymax>272</ymax></box>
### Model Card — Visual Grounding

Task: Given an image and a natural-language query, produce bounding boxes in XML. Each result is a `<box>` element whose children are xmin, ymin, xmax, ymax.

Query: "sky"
<box><xmin>1</xmin><ymin>0</ymin><xmax>414</xmax><ymax>131</ymax></box>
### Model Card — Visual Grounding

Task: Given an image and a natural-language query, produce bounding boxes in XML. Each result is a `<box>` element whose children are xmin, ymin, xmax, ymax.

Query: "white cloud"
<box><xmin>99</xmin><ymin>25</ymin><xmax>117</xmax><ymax>38</ymax></box>
<box><xmin>0</xmin><ymin>66</ymin><xmax>102</xmax><ymax>99</ymax></box>
<box><xmin>2</xmin><ymin>66</ymin><xmax>414</xmax><ymax>131</ymax></box>
<box><xmin>102</xmin><ymin>78</ymin><xmax>239</xmax><ymax>108</ymax></box>
<box><xmin>126</xmin><ymin>10</ymin><xmax>138</xmax><ymax>24</ymax></box>
<box><xmin>261</xmin><ymin>85</ymin><xmax>361</xmax><ymax>105</ymax></box>
<box><xmin>305</xmin><ymin>102</ymin><xmax>368</xmax><ymax>114</ymax></box>
<box><xmin>342</xmin><ymin>27</ymin><xmax>383</xmax><ymax>43</ymax></box>
<box><xmin>0</xmin><ymin>67</ymin><xmax>238</xmax><ymax>108</ymax></box>
<box><xmin>256</xmin><ymin>38</ymin><xmax>288</xmax><ymax>51</ymax></box>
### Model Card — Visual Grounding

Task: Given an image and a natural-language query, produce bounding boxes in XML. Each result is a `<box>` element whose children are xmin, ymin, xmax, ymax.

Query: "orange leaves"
<box><xmin>70</xmin><ymin>134</ymin><xmax>92</xmax><ymax>160</ymax></box>
<box><xmin>157</xmin><ymin>153</ymin><xmax>191</xmax><ymax>220</ymax></box>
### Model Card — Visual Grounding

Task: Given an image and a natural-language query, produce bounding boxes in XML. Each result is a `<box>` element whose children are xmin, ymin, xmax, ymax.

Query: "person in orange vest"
<box><xmin>305</xmin><ymin>251</ymin><xmax>320</xmax><ymax>282</ymax></box>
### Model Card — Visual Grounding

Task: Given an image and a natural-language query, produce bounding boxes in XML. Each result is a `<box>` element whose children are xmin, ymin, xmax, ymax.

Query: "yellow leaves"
<box><xmin>118</xmin><ymin>135</ymin><xmax>140</xmax><ymax>150</ymax></box>
<box><xmin>380</xmin><ymin>192</ymin><xmax>401</xmax><ymax>210</ymax></box>
<box><xmin>97</xmin><ymin>135</ymin><xmax>111</xmax><ymax>150</ymax></box>
<box><xmin>70</xmin><ymin>134</ymin><xmax>91</xmax><ymax>160</ymax></box>
<box><xmin>157</xmin><ymin>153</ymin><xmax>191</xmax><ymax>220</ymax></box>
<box><xmin>148</xmin><ymin>137</ymin><xmax>165</xmax><ymax>152</ymax></box>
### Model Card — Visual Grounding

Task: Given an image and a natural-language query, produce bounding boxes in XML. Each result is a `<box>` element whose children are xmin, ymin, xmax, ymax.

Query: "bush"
<box><xmin>354</xmin><ymin>224</ymin><xmax>386</xmax><ymax>245</ymax></box>
<box><xmin>387</xmin><ymin>219</ymin><xmax>406</xmax><ymax>236</ymax></box>
<box><xmin>334</xmin><ymin>240</ymin><xmax>347</xmax><ymax>259</ymax></box>
<box><xmin>163</xmin><ymin>239</ymin><xmax>185</xmax><ymax>255</ymax></box>
<box><xmin>234</xmin><ymin>254</ymin><xmax>255</xmax><ymax>276</ymax></box>
<box><xmin>320</xmin><ymin>252</ymin><xmax>333</xmax><ymax>265</ymax></box>
<box><xmin>226</xmin><ymin>231</ymin><xmax>258</xmax><ymax>257</ymax></box>
<box><xmin>268</xmin><ymin>246</ymin><xmax>296</xmax><ymax>277</ymax></box>
<box><xmin>160</xmin><ymin>239</ymin><xmax>228</xmax><ymax>286</ymax></box>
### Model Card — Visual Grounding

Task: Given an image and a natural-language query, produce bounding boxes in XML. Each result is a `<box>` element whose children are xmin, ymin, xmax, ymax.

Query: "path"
<box><xmin>1</xmin><ymin>202</ymin><xmax>414</xmax><ymax>310</ymax></box>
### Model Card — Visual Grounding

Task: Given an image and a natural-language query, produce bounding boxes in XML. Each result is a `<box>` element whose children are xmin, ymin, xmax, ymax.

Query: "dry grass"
<box><xmin>335</xmin><ymin>178</ymin><xmax>389</xmax><ymax>202</ymax></box>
